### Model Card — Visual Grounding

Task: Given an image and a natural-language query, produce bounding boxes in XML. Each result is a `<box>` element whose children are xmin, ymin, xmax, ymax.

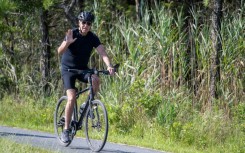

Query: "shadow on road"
<box><xmin>0</xmin><ymin>127</ymin><xmax>163</xmax><ymax>153</ymax></box>
<box><xmin>70</xmin><ymin>146</ymin><xmax>135</xmax><ymax>153</ymax></box>
<box><xmin>0</xmin><ymin>132</ymin><xmax>55</xmax><ymax>139</ymax></box>
<box><xmin>101</xmin><ymin>150</ymin><xmax>135</xmax><ymax>153</ymax></box>
<box><xmin>0</xmin><ymin>131</ymin><xmax>136</xmax><ymax>153</ymax></box>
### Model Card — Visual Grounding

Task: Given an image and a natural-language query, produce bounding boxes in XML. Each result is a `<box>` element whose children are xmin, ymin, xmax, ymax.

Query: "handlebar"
<box><xmin>68</xmin><ymin>64</ymin><xmax>119</xmax><ymax>75</ymax></box>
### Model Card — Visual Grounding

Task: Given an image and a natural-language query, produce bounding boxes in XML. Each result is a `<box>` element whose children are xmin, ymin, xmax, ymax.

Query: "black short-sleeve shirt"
<box><xmin>61</xmin><ymin>29</ymin><xmax>101</xmax><ymax>72</ymax></box>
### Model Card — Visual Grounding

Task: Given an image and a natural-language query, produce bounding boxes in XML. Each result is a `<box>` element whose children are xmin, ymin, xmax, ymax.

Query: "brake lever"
<box><xmin>113</xmin><ymin>64</ymin><xmax>120</xmax><ymax>73</ymax></box>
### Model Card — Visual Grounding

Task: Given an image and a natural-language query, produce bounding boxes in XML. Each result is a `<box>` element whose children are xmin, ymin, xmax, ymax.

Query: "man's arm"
<box><xmin>58</xmin><ymin>41</ymin><xmax>70</xmax><ymax>55</ymax></box>
<box><xmin>96</xmin><ymin>44</ymin><xmax>114</xmax><ymax>74</ymax></box>
<box><xmin>57</xmin><ymin>29</ymin><xmax>77</xmax><ymax>55</ymax></box>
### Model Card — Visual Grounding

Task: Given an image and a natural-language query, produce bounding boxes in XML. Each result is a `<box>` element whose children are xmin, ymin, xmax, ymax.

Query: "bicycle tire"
<box><xmin>85</xmin><ymin>100</ymin><xmax>108</xmax><ymax>152</ymax></box>
<box><xmin>54</xmin><ymin>96</ymin><xmax>77</xmax><ymax>147</ymax></box>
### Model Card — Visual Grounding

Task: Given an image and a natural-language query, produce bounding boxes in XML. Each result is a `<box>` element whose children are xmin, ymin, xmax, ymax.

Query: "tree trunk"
<box><xmin>210</xmin><ymin>0</ymin><xmax>223</xmax><ymax>102</ymax></box>
<box><xmin>77</xmin><ymin>0</ymin><xmax>85</xmax><ymax>11</ymax></box>
<box><xmin>58</xmin><ymin>0</ymin><xmax>77</xmax><ymax>27</ymax></box>
<box><xmin>135</xmin><ymin>0</ymin><xmax>142</xmax><ymax>21</ymax></box>
<box><xmin>182</xmin><ymin>1</ymin><xmax>197</xmax><ymax>94</ymax></box>
<box><xmin>40</xmin><ymin>8</ymin><xmax>51</xmax><ymax>95</ymax></box>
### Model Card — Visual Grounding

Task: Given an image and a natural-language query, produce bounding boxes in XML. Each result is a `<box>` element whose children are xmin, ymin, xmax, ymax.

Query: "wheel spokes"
<box><xmin>85</xmin><ymin>100</ymin><xmax>108</xmax><ymax>152</ymax></box>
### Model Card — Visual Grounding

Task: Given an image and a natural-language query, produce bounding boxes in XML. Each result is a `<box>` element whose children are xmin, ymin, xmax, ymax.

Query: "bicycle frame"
<box><xmin>67</xmin><ymin>64</ymin><xmax>119</xmax><ymax>130</ymax></box>
<box><xmin>74</xmin><ymin>74</ymin><xmax>95</xmax><ymax>130</ymax></box>
<box><xmin>55</xmin><ymin>64</ymin><xmax>119</xmax><ymax>151</ymax></box>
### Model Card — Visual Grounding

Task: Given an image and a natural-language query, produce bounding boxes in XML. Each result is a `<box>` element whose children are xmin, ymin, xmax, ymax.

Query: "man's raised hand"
<box><xmin>65</xmin><ymin>29</ymin><xmax>77</xmax><ymax>44</ymax></box>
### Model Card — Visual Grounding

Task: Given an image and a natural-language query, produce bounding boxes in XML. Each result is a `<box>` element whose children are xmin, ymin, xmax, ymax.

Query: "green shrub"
<box><xmin>156</xmin><ymin>100</ymin><xmax>178</xmax><ymax>126</ymax></box>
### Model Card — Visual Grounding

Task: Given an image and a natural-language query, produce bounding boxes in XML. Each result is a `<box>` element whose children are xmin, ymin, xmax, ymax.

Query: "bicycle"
<box><xmin>54</xmin><ymin>64</ymin><xmax>119</xmax><ymax>152</ymax></box>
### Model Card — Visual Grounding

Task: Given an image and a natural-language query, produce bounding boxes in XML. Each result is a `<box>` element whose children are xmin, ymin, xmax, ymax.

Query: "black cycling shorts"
<box><xmin>62</xmin><ymin>71</ymin><xmax>89</xmax><ymax>91</ymax></box>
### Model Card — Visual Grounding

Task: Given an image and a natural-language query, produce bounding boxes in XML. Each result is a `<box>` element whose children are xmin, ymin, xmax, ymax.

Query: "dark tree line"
<box><xmin>0</xmin><ymin>0</ymin><xmax>242</xmax><ymax>101</ymax></box>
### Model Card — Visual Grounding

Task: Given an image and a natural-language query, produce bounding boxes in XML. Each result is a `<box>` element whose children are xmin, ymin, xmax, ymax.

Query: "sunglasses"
<box><xmin>81</xmin><ymin>21</ymin><xmax>92</xmax><ymax>26</ymax></box>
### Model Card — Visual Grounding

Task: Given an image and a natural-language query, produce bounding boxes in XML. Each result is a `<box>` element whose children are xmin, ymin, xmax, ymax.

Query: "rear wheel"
<box><xmin>85</xmin><ymin>100</ymin><xmax>108</xmax><ymax>152</ymax></box>
<box><xmin>54</xmin><ymin>96</ymin><xmax>77</xmax><ymax>146</ymax></box>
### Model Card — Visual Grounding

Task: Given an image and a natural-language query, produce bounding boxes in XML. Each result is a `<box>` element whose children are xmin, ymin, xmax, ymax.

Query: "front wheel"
<box><xmin>54</xmin><ymin>96</ymin><xmax>77</xmax><ymax>147</ymax></box>
<box><xmin>85</xmin><ymin>100</ymin><xmax>108</xmax><ymax>152</ymax></box>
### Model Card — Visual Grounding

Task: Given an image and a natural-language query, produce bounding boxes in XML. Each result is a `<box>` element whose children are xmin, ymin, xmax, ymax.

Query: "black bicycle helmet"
<box><xmin>77</xmin><ymin>11</ymin><xmax>95</xmax><ymax>22</ymax></box>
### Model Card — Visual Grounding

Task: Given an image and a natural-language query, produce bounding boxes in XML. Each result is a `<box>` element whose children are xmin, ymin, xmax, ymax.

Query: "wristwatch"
<box><xmin>107</xmin><ymin>64</ymin><xmax>113</xmax><ymax>68</ymax></box>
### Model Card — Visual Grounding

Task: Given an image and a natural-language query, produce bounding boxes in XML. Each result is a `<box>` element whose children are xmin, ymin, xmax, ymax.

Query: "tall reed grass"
<box><xmin>96</xmin><ymin>3</ymin><xmax>244</xmax><ymax>153</ymax></box>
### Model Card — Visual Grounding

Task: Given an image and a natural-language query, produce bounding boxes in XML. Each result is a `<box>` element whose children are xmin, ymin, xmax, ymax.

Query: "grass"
<box><xmin>0</xmin><ymin>97</ymin><xmax>55</xmax><ymax>133</ymax></box>
<box><xmin>0</xmin><ymin>94</ymin><xmax>244</xmax><ymax>153</ymax></box>
<box><xmin>0</xmin><ymin>138</ymin><xmax>57</xmax><ymax>153</ymax></box>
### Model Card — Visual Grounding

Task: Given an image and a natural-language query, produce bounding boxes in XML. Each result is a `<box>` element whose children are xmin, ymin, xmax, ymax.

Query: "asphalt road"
<box><xmin>0</xmin><ymin>125</ymin><xmax>167</xmax><ymax>153</ymax></box>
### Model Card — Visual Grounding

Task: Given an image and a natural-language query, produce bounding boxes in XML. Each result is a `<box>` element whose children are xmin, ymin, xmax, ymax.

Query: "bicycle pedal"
<box><xmin>58</xmin><ymin>117</ymin><xmax>65</xmax><ymax>126</ymax></box>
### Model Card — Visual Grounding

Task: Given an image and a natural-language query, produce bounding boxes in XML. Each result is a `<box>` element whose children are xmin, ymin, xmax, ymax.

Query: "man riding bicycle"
<box><xmin>57</xmin><ymin>11</ymin><xmax>114</xmax><ymax>143</ymax></box>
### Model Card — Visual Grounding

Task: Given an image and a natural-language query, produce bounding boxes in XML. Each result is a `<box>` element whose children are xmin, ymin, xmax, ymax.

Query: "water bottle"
<box><xmin>79</xmin><ymin>103</ymin><xmax>86</xmax><ymax>114</ymax></box>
